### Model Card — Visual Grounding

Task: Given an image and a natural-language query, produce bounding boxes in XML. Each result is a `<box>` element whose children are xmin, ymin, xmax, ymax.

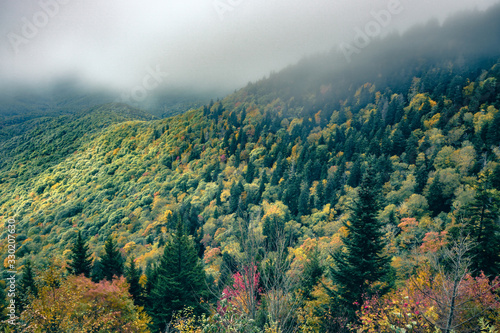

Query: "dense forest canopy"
<box><xmin>1</xmin><ymin>4</ymin><xmax>500</xmax><ymax>332</ymax></box>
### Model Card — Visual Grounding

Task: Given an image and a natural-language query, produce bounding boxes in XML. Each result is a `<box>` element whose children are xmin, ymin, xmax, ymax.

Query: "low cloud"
<box><xmin>0</xmin><ymin>0</ymin><xmax>499</xmax><ymax>97</ymax></box>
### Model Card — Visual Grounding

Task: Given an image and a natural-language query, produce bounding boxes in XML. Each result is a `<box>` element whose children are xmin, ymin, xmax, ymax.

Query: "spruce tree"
<box><xmin>298</xmin><ymin>183</ymin><xmax>310</xmax><ymax>216</ymax></box>
<box><xmin>456</xmin><ymin>171</ymin><xmax>500</xmax><ymax>276</ymax></box>
<box><xmin>100</xmin><ymin>237</ymin><xmax>124</xmax><ymax>281</ymax></box>
<box><xmin>125</xmin><ymin>257</ymin><xmax>143</xmax><ymax>306</ymax></box>
<box><xmin>427</xmin><ymin>173</ymin><xmax>449</xmax><ymax>216</ymax></box>
<box><xmin>245</xmin><ymin>160</ymin><xmax>255</xmax><ymax>183</ymax></box>
<box><xmin>147</xmin><ymin>221</ymin><xmax>207</xmax><ymax>332</ymax></box>
<box><xmin>229</xmin><ymin>181</ymin><xmax>244</xmax><ymax>213</ymax></box>
<box><xmin>328</xmin><ymin>166</ymin><xmax>392</xmax><ymax>322</ymax></box>
<box><xmin>16</xmin><ymin>259</ymin><xmax>38</xmax><ymax>314</ymax></box>
<box><xmin>68</xmin><ymin>231</ymin><xmax>93</xmax><ymax>277</ymax></box>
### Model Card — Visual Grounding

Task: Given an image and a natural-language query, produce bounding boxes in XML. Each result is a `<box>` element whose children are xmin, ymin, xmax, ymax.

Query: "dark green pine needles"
<box><xmin>69</xmin><ymin>231</ymin><xmax>93</xmax><ymax>278</ymax></box>
<box><xmin>146</xmin><ymin>221</ymin><xmax>208</xmax><ymax>333</ymax></box>
<box><xmin>329</xmin><ymin>166</ymin><xmax>392</xmax><ymax>322</ymax></box>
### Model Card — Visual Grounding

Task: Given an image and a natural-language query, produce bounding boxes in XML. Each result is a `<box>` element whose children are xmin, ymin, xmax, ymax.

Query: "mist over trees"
<box><xmin>1</xmin><ymin>4</ymin><xmax>500</xmax><ymax>332</ymax></box>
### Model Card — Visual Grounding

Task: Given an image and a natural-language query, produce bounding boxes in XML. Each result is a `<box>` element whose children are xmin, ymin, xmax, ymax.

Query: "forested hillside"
<box><xmin>2</xmin><ymin>5</ymin><xmax>500</xmax><ymax>332</ymax></box>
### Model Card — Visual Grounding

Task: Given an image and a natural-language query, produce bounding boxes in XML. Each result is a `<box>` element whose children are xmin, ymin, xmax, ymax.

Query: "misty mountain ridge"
<box><xmin>2</xmin><ymin>3</ymin><xmax>500</xmax><ymax>125</ymax></box>
<box><xmin>2</xmin><ymin>4</ymin><xmax>500</xmax><ymax>331</ymax></box>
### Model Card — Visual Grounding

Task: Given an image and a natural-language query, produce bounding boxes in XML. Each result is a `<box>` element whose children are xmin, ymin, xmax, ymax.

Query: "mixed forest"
<box><xmin>1</xmin><ymin>5</ymin><xmax>500</xmax><ymax>333</ymax></box>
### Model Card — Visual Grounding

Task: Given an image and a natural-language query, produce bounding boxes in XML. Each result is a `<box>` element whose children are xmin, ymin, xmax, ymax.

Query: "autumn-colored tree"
<box><xmin>21</xmin><ymin>273</ymin><xmax>150</xmax><ymax>332</ymax></box>
<box><xmin>219</xmin><ymin>265</ymin><xmax>262</xmax><ymax>317</ymax></box>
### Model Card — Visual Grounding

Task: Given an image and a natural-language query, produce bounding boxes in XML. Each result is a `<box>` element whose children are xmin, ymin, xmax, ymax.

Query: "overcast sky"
<box><xmin>0</xmin><ymin>0</ymin><xmax>499</xmax><ymax>95</ymax></box>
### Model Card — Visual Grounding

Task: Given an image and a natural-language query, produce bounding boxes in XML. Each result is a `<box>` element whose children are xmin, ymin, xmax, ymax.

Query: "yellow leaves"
<box><xmin>314</xmin><ymin>110</ymin><xmax>322</xmax><ymax>125</ymax></box>
<box><xmin>451</xmin><ymin>143</ymin><xmax>476</xmax><ymax>175</ymax></box>
<box><xmin>297</xmin><ymin>277</ymin><xmax>332</xmax><ymax>331</ymax></box>
<box><xmin>463</xmin><ymin>81</ymin><xmax>475</xmax><ymax>96</ymax></box>
<box><xmin>262</xmin><ymin>200</ymin><xmax>288</xmax><ymax>221</ymax></box>
<box><xmin>139</xmin><ymin>273</ymin><xmax>148</xmax><ymax>288</ymax></box>
<box><xmin>473</xmin><ymin>105</ymin><xmax>498</xmax><ymax>133</ymax></box>
<box><xmin>433</xmin><ymin>146</ymin><xmax>455</xmax><ymax>169</ymax></box>
<box><xmin>22</xmin><ymin>275</ymin><xmax>151</xmax><ymax>332</ymax></box>
<box><xmin>161</xmin><ymin>209</ymin><xmax>173</xmax><ymax>223</ymax></box>
<box><xmin>124</xmin><ymin>241</ymin><xmax>136</xmax><ymax>253</ymax></box>
<box><xmin>177</xmin><ymin>192</ymin><xmax>187</xmax><ymax>203</ymax></box>
<box><xmin>3</xmin><ymin>256</ymin><xmax>12</xmax><ymax>269</ymax></box>
<box><xmin>214</xmin><ymin>227</ymin><xmax>227</xmax><ymax>243</ymax></box>
<box><xmin>171</xmin><ymin>308</ymin><xmax>202</xmax><ymax>333</ymax></box>
<box><xmin>423</xmin><ymin>113</ymin><xmax>441</xmax><ymax>129</ymax></box>
<box><xmin>408</xmin><ymin>93</ymin><xmax>436</xmax><ymax>112</ymax></box>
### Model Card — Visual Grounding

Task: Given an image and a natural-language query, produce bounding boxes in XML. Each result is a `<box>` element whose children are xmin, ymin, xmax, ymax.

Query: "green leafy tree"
<box><xmin>328</xmin><ymin>167</ymin><xmax>392</xmax><ymax>323</ymax></box>
<box><xmin>68</xmin><ymin>231</ymin><xmax>93</xmax><ymax>278</ymax></box>
<box><xmin>147</xmin><ymin>222</ymin><xmax>208</xmax><ymax>332</ymax></box>
<box><xmin>100</xmin><ymin>237</ymin><xmax>124</xmax><ymax>281</ymax></box>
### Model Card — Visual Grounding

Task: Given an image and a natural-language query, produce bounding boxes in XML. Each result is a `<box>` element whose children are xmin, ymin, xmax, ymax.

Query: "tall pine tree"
<box><xmin>454</xmin><ymin>171</ymin><xmax>500</xmax><ymax>276</ymax></box>
<box><xmin>16</xmin><ymin>259</ymin><xmax>38</xmax><ymax>314</ymax></box>
<box><xmin>125</xmin><ymin>257</ymin><xmax>144</xmax><ymax>306</ymax></box>
<box><xmin>147</xmin><ymin>221</ymin><xmax>207</xmax><ymax>332</ymax></box>
<box><xmin>99</xmin><ymin>237</ymin><xmax>124</xmax><ymax>281</ymax></box>
<box><xmin>328</xmin><ymin>166</ymin><xmax>392</xmax><ymax>322</ymax></box>
<box><xmin>68</xmin><ymin>231</ymin><xmax>93</xmax><ymax>277</ymax></box>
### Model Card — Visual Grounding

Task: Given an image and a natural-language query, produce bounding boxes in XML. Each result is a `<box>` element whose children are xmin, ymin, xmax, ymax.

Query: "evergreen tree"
<box><xmin>100</xmin><ymin>237</ymin><xmax>124</xmax><ymax>281</ymax></box>
<box><xmin>404</xmin><ymin>132</ymin><xmax>419</xmax><ymax>165</ymax></box>
<box><xmin>90</xmin><ymin>258</ymin><xmax>103</xmax><ymax>283</ymax></box>
<box><xmin>216</xmin><ymin>181</ymin><xmax>223</xmax><ymax>206</ymax></box>
<box><xmin>256</xmin><ymin>172</ymin><xmax>268</xmax><ymax>202</ymax></box>
<box><xmin>328</xmin><ymin>167</ymin><xmax>392</xmax><ymax>322</ymax></box>
<box><xmin>301</xmin><ymin>248</ymin><xmax>323</xmax><ymax>299</ymax></box>
<box><xmin>245</xmin><ymin>160</ymin><xmax>255</xmax><ymax>183</ymax></box>
<box><xmin>125</xmin><ymin>257</ymin><xmax>143</xmax><ymax>306</ymax></box>
<box><xmin>283</xmin><ymin>171</ymin><xmax>301</xmax><ymax>216</ymax></box>
<box><xmin>298</xmin><ymin>183</ymin><xmax>310</xmax><ymax>216</ymax></box>
<box><xmin>455</xmin><ymin>171</ymin><xmax>500</xmax><ymax>276</ymax></box>
<box><xmin>16</xmin><ymin>259</ymin><xmax>38</xmax><ymax>314</ymax></box>
<box><xmin>271</xmin><ymin>153</ymin><xmax>286</xmax><ymax>186</ymax></box>
<box><xmin>68</xmin><ymin>231</ymin><xmax>93</xmax><ymax>278</ymax></box>
<box><xmin>315</xmin><ymin>180</ymin><xmax>325</xmax><ymax>209</ymax></box>
<box><xmin>415</xmin><ymin>154</ymin><xmax>428</xmax><ymax>194</ymax></box>
<box><xmin>427</xmin><ymin>173</ymin><xmax>449</xmax><ymax>216</ymax></box>
<box><xmin>229</xmin><ymin>180</ymin><xmax>244</xmax><ymax>213</ymax></box>
<box><xmin>147</xmin><ymin>222</ymin><xmax>207</xmax><ymax>332</ymax></box>
<box><xmin>348</xmin><ymin>158</ymin><xmax>362</xmax><ymax>188</ymax></box>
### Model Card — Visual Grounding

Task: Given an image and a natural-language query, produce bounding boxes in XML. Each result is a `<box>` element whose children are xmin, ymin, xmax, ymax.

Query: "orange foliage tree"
<box><xmin>20</xmin><ymin>274</ymin><xmax>150</xmax><ymax>333</ymax></box>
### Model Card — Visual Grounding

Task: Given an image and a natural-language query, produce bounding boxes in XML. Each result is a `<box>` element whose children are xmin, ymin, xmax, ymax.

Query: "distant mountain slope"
<box><xmin>0</xmin><ymin>103</ymin><xmax>156</xmax><ymax>183</ymax></box>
